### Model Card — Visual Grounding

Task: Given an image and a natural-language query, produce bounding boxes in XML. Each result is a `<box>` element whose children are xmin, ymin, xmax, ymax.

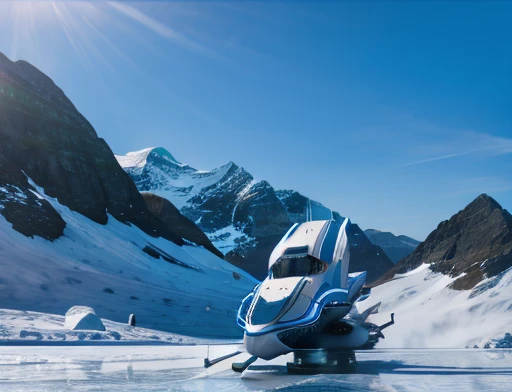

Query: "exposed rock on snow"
<box><xmin>141</xmin><ymin>192</ymin><xmax>222</xmax><ymax>258</ymax></box>
<box><xmin>477</xmin><ymin>333</ymin><xmax>512</xmax><ymax>349</ymax></box>
<box><xmin>64</xmin><ymin>306</ymin><xmax>105</xmax><ymax>331</ymax></box>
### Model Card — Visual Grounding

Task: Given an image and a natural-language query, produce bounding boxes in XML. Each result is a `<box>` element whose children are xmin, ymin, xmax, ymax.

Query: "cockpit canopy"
<box><xmin>270</xmin><ymin>255</ymin><xmax>327</xmax><ymax>279</ymax></box>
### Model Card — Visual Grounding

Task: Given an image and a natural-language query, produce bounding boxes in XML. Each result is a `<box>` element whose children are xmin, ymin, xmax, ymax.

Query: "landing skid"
<box><xmin>232</xmin><ymin>355</ymin><xmax>258</xmax><ymax>373</ymax></box>
<box><xmin>286</xmin><ymin>349</ymin><xmax>356</xmax><ymax>375</ymax></box>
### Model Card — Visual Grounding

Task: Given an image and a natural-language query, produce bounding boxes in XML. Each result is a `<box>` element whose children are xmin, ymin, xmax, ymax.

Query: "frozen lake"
<box><xmin>1</xmin><ymin>345</ymin><xmax>512</xmax><ymax>391</ymax></box>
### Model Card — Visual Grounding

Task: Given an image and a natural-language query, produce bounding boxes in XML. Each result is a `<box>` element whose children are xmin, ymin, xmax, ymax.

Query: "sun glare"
<box><xmin>0</xmin><ymin>1</ymin><xmax>115</xmax><ymax>69</ymax></box>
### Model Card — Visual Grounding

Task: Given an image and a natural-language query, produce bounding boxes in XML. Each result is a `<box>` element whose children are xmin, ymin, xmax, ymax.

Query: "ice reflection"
<box><xmin>0</xmin><ymin>346</ymin><xmax>511</xmax><ymax>391</ymax></box>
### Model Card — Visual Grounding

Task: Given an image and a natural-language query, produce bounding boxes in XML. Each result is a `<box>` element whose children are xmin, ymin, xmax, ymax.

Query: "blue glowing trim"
<box><xmin>236</xmin><ymin>283</ymin><xmax>261</xmax><ymax>329</ymax></box>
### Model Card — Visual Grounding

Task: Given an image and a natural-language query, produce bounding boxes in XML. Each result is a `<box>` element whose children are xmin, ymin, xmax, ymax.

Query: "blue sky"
<box><xmin>0</xmin><ymin>1</ymin><xmax>510</xmax><ymax>240</ymax></box>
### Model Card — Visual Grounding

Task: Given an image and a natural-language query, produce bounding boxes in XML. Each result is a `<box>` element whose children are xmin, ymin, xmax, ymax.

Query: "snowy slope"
<box><xmin>0</xmin><ymin>179</ymin><xmax>257</xmax><ymax>339</ymax></box>
<box><xmin>0</xmin><ymin>308</ymin><xmax>215</xmax><ymax>344</ymax></box>
<box><xmin>358</xmin><ymin>263</ymin><xmax>512</xmax><ymax>348</ymax></box>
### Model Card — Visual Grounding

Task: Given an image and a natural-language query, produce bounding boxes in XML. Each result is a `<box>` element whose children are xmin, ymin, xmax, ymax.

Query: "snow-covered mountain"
<box><xmin>364</xmin><ymin>229</ymin><xmax>420</xmax><ymax>263</ymax></box>
<box><xmin>117</xmin><ymin>148</ymin><xmax>395</xmax><ymax>281</ymax></box>
<box><xmin>360</xmin><ymin>194</ymin><xmax>512</xmax><ymax>348</ymax></box>
<box><xmin>0</xmin><ymin>52</ymin><xmax>256</xmax><ymax>339</ymax></box>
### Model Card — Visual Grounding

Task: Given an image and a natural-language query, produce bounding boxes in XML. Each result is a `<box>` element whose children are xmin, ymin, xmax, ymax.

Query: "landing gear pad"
<box><xmin>286</xmin><ymin>350</ymin><xmax>356</xmax><ymax>375</ymax></box>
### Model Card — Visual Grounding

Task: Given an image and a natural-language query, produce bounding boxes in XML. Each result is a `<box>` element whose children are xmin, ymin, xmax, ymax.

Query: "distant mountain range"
<box><xmin>364</xmin><ymin>229</ymin><xmax>420</xmax><ymax>263</ymax></box>
<box><xmin>116</xmin><ymin>147</ymin><xmax>395</xmax><ymax>282</ymax></box>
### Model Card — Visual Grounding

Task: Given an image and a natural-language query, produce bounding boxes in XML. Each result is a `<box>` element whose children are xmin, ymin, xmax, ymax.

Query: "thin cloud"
<box><xmin>397</xmin><ymin>133</ymin><xmax>512</xmax><ymax>168</ymax></box>
<box><xmin>107</xmin><ymin>1</ymin><xmax>216</xmax><ymax>58</ymax></box>
<box><xmin>397</xmin><ymin>149</ymin><xmax>483</xmax><ymax>168</ymax></box>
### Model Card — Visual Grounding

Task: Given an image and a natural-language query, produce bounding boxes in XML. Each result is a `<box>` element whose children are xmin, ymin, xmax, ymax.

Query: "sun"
<box><xmin>0</xmin><ymin>1</ymin><xmax>110</xmax><ymax>68</ymax></box>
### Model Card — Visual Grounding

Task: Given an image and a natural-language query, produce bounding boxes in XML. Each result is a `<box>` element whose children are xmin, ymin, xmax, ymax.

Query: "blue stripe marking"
<box><xmin>281</xmin><ymin>223</ymin><xmax>299</xmax><ymax>244</ymax></box>
<box><xmin>319</xmin><ymin>220</ymin><xmax>341</xmax><ymax>263</ymax></box>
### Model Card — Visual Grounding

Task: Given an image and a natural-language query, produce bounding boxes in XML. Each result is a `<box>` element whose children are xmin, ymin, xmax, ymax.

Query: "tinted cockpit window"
<box><xmin>271</xmin><ymin>255</ymin><xmax>326</xmax><ymax>279</ymax></box>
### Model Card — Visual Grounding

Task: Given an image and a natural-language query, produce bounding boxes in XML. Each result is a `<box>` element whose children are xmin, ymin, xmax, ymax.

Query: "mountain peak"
<box><xmin>468</xmin><ymin>193</ymin><xmax>502</xmax><ymax>211</ymax></box>
<box><xmin>379</xmin><ymin>194</ymin><xmax>512</xmax><ymax>290</ymax></box>
<box><xmin>116</xmin><ymin>147</ymin><xmax>183</xmax><ymax>169</ymax></box>
<box><xmin>0</xmin><ymin>52</ymin><xmax>76</xmax><ymax>115</ymax></box>
<box><xmin>150</xmin><ymin>147</ymin><xmax>182</xmax><ymax>165</ymax></box>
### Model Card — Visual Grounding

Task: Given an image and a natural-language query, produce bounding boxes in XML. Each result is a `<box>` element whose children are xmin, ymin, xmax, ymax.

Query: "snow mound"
<box><xmin>65</xmin><ymin>306</ymin><xmax>96</xmax><ymax>317</ymax></box>
<box><xmin>64</xmin><ymin>306</ymin><xmax>105</xmax><ymax>331</ymax></box>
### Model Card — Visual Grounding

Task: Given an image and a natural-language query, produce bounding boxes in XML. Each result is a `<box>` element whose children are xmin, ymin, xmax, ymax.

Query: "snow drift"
<box><xmin>64</xmin><ymin>306</ymin><xmax>105</xmax><ymax>331</ymax></box>
<box><xmin>359</xmin><ymin>263</ymin><xmax>512</xmax><ymax>348</ymax></box>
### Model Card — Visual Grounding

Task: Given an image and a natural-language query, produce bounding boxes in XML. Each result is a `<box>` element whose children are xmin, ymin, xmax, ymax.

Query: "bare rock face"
<box><xmin>345</xmin><ymin>222</ymin><xmax>396</xmax><ymax>284</ymax></box>
<box><xmin>377</xmin><ymin>194</ymin><xmax>512</xmax><ymax>289</ymax></box>
<box><xmin>0</xmin><ymin>157</ymin><xmax>65</xmax><ymax>240</ymax></box>
<box><xmin>0</xmin><ymin>52</ymin><xmax>182</xmax><ymax>244</ymax></box>
<box><xmin>142</xmin><ymin>192</ymin><xmax>223</xmax><ymax>258</ymax></box>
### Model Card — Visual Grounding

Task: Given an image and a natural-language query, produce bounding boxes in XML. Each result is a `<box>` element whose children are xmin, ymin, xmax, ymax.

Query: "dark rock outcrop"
<box><xmin>364</xmin><ymin>229</ymin><xmax>420</xmax><ymax>263</ymax></box>
<box><xmin>142</xmin><ymin>192</ymin><xmax>223</xmax><ymax>258</ymax></box>
<box><xmin>0</xmin><ymin>53</ymin><xmax>182</xmax><ymax>244</ymax></box>
<box><xmin>376</xmin><ymin>194</ymin><xmax>512</xmax><ymax>289</ymax></box>
<box><xmin>346</xmin><ymin>222</ymin><xmax>397</xmax><ymax>283</ymax></box>
<box><xmin>225</xmin><ymin>181</ymin><xmax>293</xmax><ymax>279</ymax></box>
<box><xmin>0</xmin><ymin>159</ymin><xmax>65</xmax><ymax>240</ymax></box>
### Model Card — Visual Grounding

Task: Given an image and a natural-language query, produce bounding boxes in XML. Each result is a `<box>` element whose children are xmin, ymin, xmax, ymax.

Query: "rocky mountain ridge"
<box><xmin>0</xmin><ymin>52</ymin><xmax>220</xmax><ymax>253</ymax></box>
<box><xmin>117</xmin><ymin>148</ymin><xmax>395</xmax><ymax>282</ymax></box>
<box><xmin>376</xmin><ymin>194</ymin><xmax>512</xmax><ymax>289</ymax></box>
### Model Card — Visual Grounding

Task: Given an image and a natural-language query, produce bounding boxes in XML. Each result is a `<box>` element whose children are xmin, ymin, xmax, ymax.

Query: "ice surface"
<box><xmin>0</xmin><ymin>346</ymin><xmax>511</xmax><ymax>391</ymax></box>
